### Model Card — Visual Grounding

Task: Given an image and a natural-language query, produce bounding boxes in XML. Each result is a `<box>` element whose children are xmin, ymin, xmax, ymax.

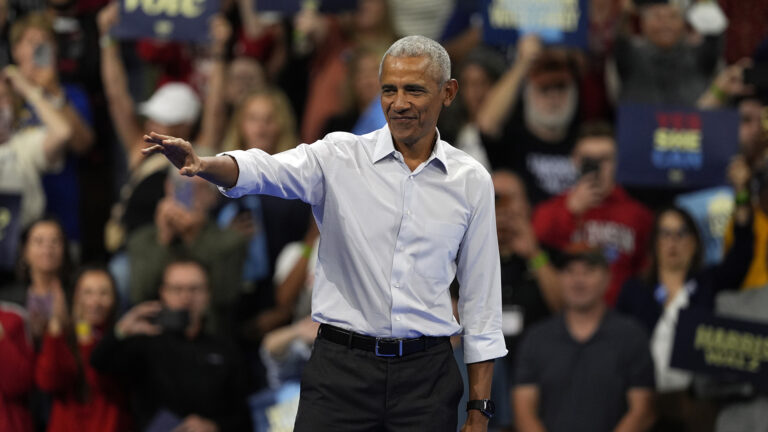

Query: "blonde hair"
<box><xmin>10</xmin><ymin>12</ymin><xmax>53</xmax><ymax>47</ymax></box>
<box><xmin>222</xmin><ymin>87</ymin><xmax>298</xmax><ymax>154</ymax></box>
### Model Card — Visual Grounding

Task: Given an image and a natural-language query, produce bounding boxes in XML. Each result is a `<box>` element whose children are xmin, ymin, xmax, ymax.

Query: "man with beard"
<box><xmin>477</xmin><ymin>35</ymin><xmax>580</xmax><ymax>204</ymax></box>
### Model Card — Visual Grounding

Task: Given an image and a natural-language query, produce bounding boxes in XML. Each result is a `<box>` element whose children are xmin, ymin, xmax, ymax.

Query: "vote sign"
<box><xmin>113</xmin><ymin>0</ymin><xmax>219</xmax><ymax>42</ymax></box>
<box><xmin>616</xmin><ymin>104</ymin><xmax>739</xmax><ymax>188</ymax></box>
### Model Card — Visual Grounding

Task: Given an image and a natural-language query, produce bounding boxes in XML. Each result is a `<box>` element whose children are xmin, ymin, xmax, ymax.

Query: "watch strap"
<box><xmin>466</xmin><ymin>399</ymin><xmax>495</xmax><ymax>419</ymax></box>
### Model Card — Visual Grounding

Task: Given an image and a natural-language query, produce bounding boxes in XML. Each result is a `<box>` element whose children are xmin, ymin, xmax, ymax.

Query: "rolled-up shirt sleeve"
<box><xmin>456</xmin><ymin>173</ymin><xmax>508</xmax><ymax>363</ymax></box>
<box><xmin>217</xmin><ymin>142</ymin><xmax>326</xmax><ymax>206</ymax></box>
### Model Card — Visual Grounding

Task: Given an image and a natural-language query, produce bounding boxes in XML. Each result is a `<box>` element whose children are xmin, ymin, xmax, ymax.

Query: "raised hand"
<box><xmin>115</xmin><ymin>301</ymin><xmax>162</xmax><ymax>338</ymax></box>
<box><xmin>142</xmin><ymin>132</ymin><xmax>203</xmax><ymax>176</ymax></box>
<box><xmin>97</xmin><ymin>1</ymin><xmax>120</xmax><ymax>36</ymax></box>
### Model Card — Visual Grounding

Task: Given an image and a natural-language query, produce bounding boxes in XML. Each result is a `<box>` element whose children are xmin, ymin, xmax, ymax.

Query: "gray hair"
<box><xmin>379</xmin><ymin>35</ymin><xmax>451</xmax><ymax>84</ymax></box>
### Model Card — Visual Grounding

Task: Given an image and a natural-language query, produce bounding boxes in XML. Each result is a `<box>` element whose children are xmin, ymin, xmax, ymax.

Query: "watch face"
<box><xmin>484</xmin><ymin>400</ymin><xmax>495</xmax><ymax>414</ymax></box>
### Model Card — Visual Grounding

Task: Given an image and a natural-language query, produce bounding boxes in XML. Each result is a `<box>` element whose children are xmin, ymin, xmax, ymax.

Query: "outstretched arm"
<box><xmin>143</xmin><ymin>132</ymin><xmax>240</xmax><ymax>188</ymax></box>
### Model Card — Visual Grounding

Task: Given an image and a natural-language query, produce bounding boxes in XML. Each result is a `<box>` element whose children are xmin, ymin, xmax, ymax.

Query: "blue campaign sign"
<box><xmin>671</xmin><ymin>309</ymin><xmax>768</xmax><ymax>392</ymax></box>
<box><xmin>482</xmin><ymin>0</ymin><xmax>589</xmax><ymax>47</ymax></box>
<box><xmin>676</xmin><ymin>187</ymin><xmax>734</xmax><ymax>266</ymax></box>
<box><xmin>256</xmin><ymin>0</ymin><xmax>356</xmax><ymax>14</ymax></box>
<box><xmin>0</xmin><ymin>194</ymin><xmax>21</xmax><ymax>271</ymax></box>
<box><xmin>113</xmin><ymin>0</ymin><xmax>219</xmax><ymax>42</ymax></box>
<box><xmin>616</xmin><ymin>104</ymin><xmax>739</xmax><ymax>188</ymax></box>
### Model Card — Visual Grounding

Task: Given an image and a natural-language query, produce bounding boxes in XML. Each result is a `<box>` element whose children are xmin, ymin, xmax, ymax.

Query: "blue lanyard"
<box><xmin>654</xmin><ymin>280</ymin><xmax>697</xmax><ymax>305</ymax></box>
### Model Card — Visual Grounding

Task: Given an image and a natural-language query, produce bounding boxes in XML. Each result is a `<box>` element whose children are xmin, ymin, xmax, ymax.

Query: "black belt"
<box><xmin>318</xmin><ymin>324</ymin><xmax>450</xmax><ymax>357</ymax></box>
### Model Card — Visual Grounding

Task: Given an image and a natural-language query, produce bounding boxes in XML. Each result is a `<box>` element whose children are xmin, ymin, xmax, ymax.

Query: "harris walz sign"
<box><xmin>671</xmin><ymin>309</ymin><xmax>768</xmax><ymax>391</ymax></box>
<box><xmin>482</xmin><ymin>0</ymin><xmax>588</xmax><ymax>47</ymax></box>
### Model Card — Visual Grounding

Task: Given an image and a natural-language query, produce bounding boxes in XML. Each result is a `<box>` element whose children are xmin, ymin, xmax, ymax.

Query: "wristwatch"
<box><xmin>466</xmin><ymin>399</ymin><xmax>495</xmax><ymax>419</ymax></box>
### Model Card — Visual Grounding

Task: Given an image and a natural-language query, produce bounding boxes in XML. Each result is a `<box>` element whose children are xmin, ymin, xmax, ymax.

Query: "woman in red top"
<box><xmin>0</xmin><ymin>304</ymin><xmax>35</xmax><ymax>432</ymax></box>
<box><xmin>35</xmin><ymin>267</ymin><xmax>131</xmax><ymax>432</ymax></box>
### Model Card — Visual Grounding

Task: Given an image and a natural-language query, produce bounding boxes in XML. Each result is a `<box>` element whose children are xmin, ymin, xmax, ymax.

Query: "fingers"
<box><xmin>143</xmin><ymin>134</ymin><xmax>164</xmax><ymax>145</ymax></box>
<box><xmin>149</xmin><ymin>131</ymin><xmax>175</xmax><ymax>141</ymax></box>
<box><xmin>141</xmin><ymin>144</ymin><xmax>164</xmax><ymax>156</ymax></box>
<box><xmin>131</xmin><ymin>301</ymin><xmax>162</xmax><ymax>319</ymax></box>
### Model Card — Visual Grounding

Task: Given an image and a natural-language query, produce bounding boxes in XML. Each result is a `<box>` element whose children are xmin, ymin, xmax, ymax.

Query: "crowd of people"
<box><xmin>0</xmin><ymin>0</ymin><xmax>766</xmax><ymax>431</ymax></box>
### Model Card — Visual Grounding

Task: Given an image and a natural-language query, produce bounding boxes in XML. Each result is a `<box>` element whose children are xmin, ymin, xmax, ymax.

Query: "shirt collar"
<box><xmin>373</xmin><ymin>125</ymin><xmax>449</xmax><ymax>174</ymax></box>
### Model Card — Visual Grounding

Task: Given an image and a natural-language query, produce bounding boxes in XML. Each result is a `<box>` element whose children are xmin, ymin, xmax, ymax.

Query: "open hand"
<box><xmin>143</xmin><ymin>132</ymin><xmax>203</xmax><ymax>176</ymax></box>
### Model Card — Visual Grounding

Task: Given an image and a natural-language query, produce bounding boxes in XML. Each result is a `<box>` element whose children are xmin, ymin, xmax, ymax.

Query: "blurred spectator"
<box><xmin>11</xmin><ymin>12</ymin><xmax>95</xmax><ymax>243</ymax></box>
<box><xmin>0</xmin><ymin>302</ymin><xmax>35</xmax><ymax>432</ymax></box>
<box><xmin>321</xmin><ymin>42</ymin><xmax>387</xmax><ymax>136</ymax></box>
<box><xmin>388</xmin><ymin>0</ymin><xmax>454</xmax><ymax>40</ymax></box>
<box><xmin>437</xmin><ymin>46</ymin><xmax>505</xmax><ymax>170</ymax></box>
<box><xmin>718</xmin><ymin>0</ymin><xmax>768</xmax><ymax>64</ymax></box>
<box><xmin>0</xmin><ymin>217</ymin><xmax>73</xmax><ymax>344</ymax></box>
<box><xmin>514</xmin><ymin>247</ymin><xmax>656</xmax><ymax>432</ymax></box>
<box><xmin>582</xmin><ymin>0</ymin><xmax>622</xmax><ymax>120</ymax></box>
<box><xmin>223</xmin><ymin>56</ymin><xmax>266</xmax><ymax>111</ymax></box>
<box><xmin>35</xmin><ymin>266</ymin><xmax>131</xmax><ymax>432</ymax></box>
<box><xmin>45</xmin><ymin>0</ymin><xmax>101</xmax><ymax>95</ymax></box>
<box><xmin>91</xmin><ymin>258</ymin><xmax>253</xmax><ymax>432</ymax></box>
<box><xmin>478</xmin><ymin>35</ymin><xmax>580</xmax><ymax>204</ymax></box>
<box><xmin>0</xmin><ymin>65</ymin><xmax>72</xmax><ymax>230</ymax></box>
<box><xmin>222</xmin><ymin>87</ymin><xmax>297</xmax><ymax>155</ymax></box>
<box><xmin>127</xmin><ymin>171</ymin><xmax>246</xmax><ymax>334</ymax></box>
<box><xmin>493</xmin><ymin>170</ymin><xmax>561</xmax><ymax>343</ymax></box>
<box><xmin>723</xmin><ymin>155</ymin><xmax>768</xmax><ymax>290</ymax></box>
<box><xmin>533</xmin><ymin>122</ymin><xmax>653</xmax><ymax>305</ymax></box>
<box><xmin>0</xmin><ymin>0</ymin><xmax>9</xmax><ymax>68</ymax></box>
<box><xmin>614</xmin><ymin>0</ymin><xmax>723</xmax><ymax>105</ymax></box>
<box><xmin>97</xmin><ymin>4</ymin><xmax>228</xmax><ymax>252</ymax></box>
<box><xmin>218</xmin><ymin>87</ymin><xmax>311</xmax><ymax>286</ymax></box>
<box><xmin>617</xmin><ymin>204</ymin><xmax>752</xmax><ymax>431</ymax></box>
<box><xmin>260</xmin><ymin>237</ymin><xmax>319</xmax><ymax>389</ymax></box>
<box><xmin>295</xmin><ymin>0</ymin><xmax>396</xmax><ymax>142</ymax></box>
<box><xmin>491</xmin><ymin>170</ymin><xmax>561</xmax><ymax>428</ymax></box>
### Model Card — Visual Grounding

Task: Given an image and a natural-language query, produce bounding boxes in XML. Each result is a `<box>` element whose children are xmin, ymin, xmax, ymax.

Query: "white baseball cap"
<box><xmin>138</xmin><ymin>82</ymin><xmax>201</xmax><ymax>126</ymax></box>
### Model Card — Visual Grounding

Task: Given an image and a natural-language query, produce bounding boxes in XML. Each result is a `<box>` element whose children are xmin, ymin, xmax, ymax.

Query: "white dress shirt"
<box><xmin>219</xmin><ymin>125</ymin><xmax>507</xmax><ymax>363</ymax></box>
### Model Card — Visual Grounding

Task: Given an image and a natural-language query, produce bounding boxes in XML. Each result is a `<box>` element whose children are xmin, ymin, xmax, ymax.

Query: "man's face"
<box><xmin>159</xmin><ymin>262</ymin><xmax>210</xmax><ymax>323</ymax></box>
<box><xmin>573</xmin><ymin>136</ymin><xmax>617</xmax><ymax>196</ymax></box>
<box><xmin>380</xmin><ymin>55</ymin><xmax>457</xmax><ymax>148</ymax></box>
<box><xmin>460</xmin><ymin>64</ymin><xmax>493</xmax><ymax>120</ymax></box>
<box><xmin>641</xmin><ymin>4</ymin><xmax>685</xmax><ymax>49</ymax></box>
<box><xmin>560</xmin><ymin>261</ymin><xmax>609</xmax><ymax>311</ymax></box>
<box><xmin>523</xmin><ymin>74</ymin><xmax>577</xmax><ymax>131</ymax></box>
<box><xmin>493</xmin><ymin>172</ymin><xmax>530</xmax><ymax>249</ymax></box>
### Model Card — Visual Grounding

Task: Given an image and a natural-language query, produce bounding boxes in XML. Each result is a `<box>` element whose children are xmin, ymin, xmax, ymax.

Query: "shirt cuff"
<box><xmin>462</xmin><ymin>330</ymin><xmax>508</xmax><ymax>364</ymax></box>
<box><xmin>216</xmin><ymin>150</ymin><xmax>249</xmax><ymax>198</ymax></box>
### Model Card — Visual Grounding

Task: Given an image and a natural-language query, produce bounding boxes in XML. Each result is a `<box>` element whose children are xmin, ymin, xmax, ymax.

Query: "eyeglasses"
<box><xmin>658</xmin><ymin>228</ymin><xmax>691</xmax><ymax>240</ymax></box>
<box><xmin>162</xmin><ymin>283</ymin><xmax>207</xmax><ymax>294</ymax></box>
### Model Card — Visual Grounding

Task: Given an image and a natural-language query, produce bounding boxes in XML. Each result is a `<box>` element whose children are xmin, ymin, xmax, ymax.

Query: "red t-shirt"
<box><xmin>36</xmin><ymin>331</ymin><xmax>131</xmax><ymax>432</ymax></box>
<box><xmin>533</xmin><ymin>186</ymin><xmax>653</xmax><ymax>305</ymax></box>
<box><xmin>0</xmin><ymin>305</ymin><xmax>35</xmax><ymax>432</ymax></box>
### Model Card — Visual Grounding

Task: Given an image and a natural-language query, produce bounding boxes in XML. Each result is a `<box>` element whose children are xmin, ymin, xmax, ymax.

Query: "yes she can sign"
<box><xmin>113</xmin><ymin>0</ymin><xmax>219</xmax><ymax>41</ymax></box>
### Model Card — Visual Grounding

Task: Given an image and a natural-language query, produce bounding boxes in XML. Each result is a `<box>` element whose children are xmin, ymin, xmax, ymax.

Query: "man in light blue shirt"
<box><xmin>143</xmin><ymin>35</ymin><xmax>507</xmax><ymax>432</ymax></box>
